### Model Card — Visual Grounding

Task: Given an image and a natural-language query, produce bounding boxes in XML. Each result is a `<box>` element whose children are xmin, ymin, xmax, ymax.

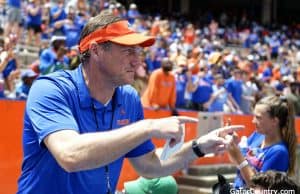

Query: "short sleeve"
<box><xmin>26</xmin><ymin>78</ymin><xmax>79</xmax><ymax>145</ymax></box>
<box><xmin>260</xmin><ymin>145</ymin><xmax>289</xmax><ymax>172</ymax></box>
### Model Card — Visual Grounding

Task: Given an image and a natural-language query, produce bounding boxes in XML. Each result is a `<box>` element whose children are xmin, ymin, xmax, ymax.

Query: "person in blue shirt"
<box><xmin>205</xmin><ymin>74</ymin><xmax>240</xmax><ymax>113</ymax></box>
<box><xmin>1</xmin><ymin>36</ymin><xmax>20</xmax><ymax>94</ymax></box>
<box><xmin>17</xmin><ymin>12</ymin><xmax>244</xmax><ymax>194</ymax></box>
<box><xmin>15</xmin><ymin>69</ymin><xmax>37</xmax><ymax>99</ymax></box>
<box><xmin>187</xmin><ymin>70</ymin><xmax>213</xmax><ymax>111</ymax></box>
<box><xmin>225</xmin><ymin>69</ymin><xmax>243</xmax><ymax>109</ymax></box>
<box><xmin>227</xmin><ymin>95</ymin><xmax>297</xmax><ymax>188</ymax></box>
<box><xmin>53</xmin><ymin>6</ymin><xmax>83</xmax><ymax>49</ymax></box>
<box><xmin>49</xmin><ymin>0</ymin><xmax>67</xmax><ymax>35</ymax></box>
<box><xmin>127</xmin><ymin>3</ymin><xmax>140</xmax><ymax>25</ymax></box>
<box><xmin>39</xmin><ymin>36</ymin><xmax>69</xmax><ymax>75</ymax></box>
<box><xmin>174</xmin><ymin>64</ymin><xmax>189</xmax><ymax>109</ymax></box>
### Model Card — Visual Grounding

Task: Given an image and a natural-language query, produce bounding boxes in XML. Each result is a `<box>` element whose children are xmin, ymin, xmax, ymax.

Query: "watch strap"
<box><xmin>192</xmin><ymin>140</ymin><xmax>205</xmax><ymax>157</ymax></box>
<box><xmin>237</xmin><ymin>160</ymin><xmax>249</xmax><ymax>170</ymax></box>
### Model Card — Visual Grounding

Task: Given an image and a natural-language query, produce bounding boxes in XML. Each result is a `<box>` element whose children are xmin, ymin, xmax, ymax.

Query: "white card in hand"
<box><xmin>160</xmin><ymin>124</ymin><xmax>185</xmax><ymax>160</ymax></box>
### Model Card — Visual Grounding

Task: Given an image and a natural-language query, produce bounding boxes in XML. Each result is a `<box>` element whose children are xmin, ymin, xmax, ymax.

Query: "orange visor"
<box><xmin>79</xmin><ymin>20</ymin><xmax>155</xmax><ymax>53</ymax></box>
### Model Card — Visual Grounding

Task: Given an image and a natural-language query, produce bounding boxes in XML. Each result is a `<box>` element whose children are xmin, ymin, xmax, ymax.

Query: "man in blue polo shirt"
<box><xmin>17</xmin><ymin>12</ymin><xmax>244</xmax><ymax>194</ymax></box>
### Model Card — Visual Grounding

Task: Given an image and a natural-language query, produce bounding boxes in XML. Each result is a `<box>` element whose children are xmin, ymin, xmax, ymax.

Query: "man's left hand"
<box><xmin>196</xmin><ymin>125</ymin><xmax>245</xmax><ymax>155</ymax></box>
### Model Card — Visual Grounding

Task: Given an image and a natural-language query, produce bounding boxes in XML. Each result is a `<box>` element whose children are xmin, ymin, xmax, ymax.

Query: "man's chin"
<box><xmin>119</xmin><ymin>79</ymin><xmax>134</xmax><ymax>86</ymax></box>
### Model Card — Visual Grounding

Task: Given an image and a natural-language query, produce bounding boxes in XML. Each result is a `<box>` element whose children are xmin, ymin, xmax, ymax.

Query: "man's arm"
<box><xmin>129</xmin><ymin>125</ymin><xmax>245</xmax><ymax>178</ymax></box>
<box><xmin>44</xmin><ymin>120</ymin><xmax>151</xmax><ymax>172</ymax></box>
<box><xmin>44</xmin><ymin>116</ymin><xmax>197</xmax><ymax>173</ymax></box>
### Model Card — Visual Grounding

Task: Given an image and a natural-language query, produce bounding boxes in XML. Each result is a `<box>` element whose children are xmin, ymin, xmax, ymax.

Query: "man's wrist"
<box><xmin>192</xmin><ymin>140</ymin><xmax>205</xmax><ymax>158</ymax></box>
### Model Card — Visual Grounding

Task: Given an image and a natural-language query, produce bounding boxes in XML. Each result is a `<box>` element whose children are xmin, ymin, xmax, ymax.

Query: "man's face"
<box><xmin>161</xmin><ymin>60</ymin><xmax>173</xmax><ymax>73</ymax></box>
<box><xmin>97</xmin><ymin>43</ymin><xmax>142</xmax><ymax>86</ymax></box>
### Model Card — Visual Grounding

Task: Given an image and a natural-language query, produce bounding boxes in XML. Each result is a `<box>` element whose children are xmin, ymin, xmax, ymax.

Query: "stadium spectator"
<box><xmin>225</xmin><ymin>69</ymin><xmax>244</xmax><ymax>110</ymax></box>
<box><xmin>205</xmin><ymin>74</ymin><xmax>240</xmax><ymax>113</ymax></box>
<box><xmin>15</xmin><ymin>69</ymin><xmax>37</xmax><ymax>99</ymax></box>
<box><xmin>1</xmin><ymin>36</ymin><xmax>20</xmax><ymax>96</ymax></box>
<box><xmin>141</xmin><ymin>57</ymin><xmax>176</xmax><ymax>112</ymax></box>
<box><xmin>39</xmin><ymin>36</ymin><xmax>69</xmax><ymax>75</ymax></box>
<box><xmin>227</xmin><ymin>95</ymin><xmax>297</xmax><ymax>188</ymax></box>
<box><xmin>187</xmin><ymin>68</ymin><xmax>213</xmax><ymax>111</ymax></box>
<box><xmin>49</xmin><ymin>0</ymin><xmax>67</xmax><ymax>35</ymax></box>
<box><xmin>4</xmin><ymin>0</ymin><xmax>22</xmax><ymax>40</ymax></box>
<box><xmin>25</xmin><ymin>0</ymin><xmax>43</xmax><ymax>47</ymax></box>
<box><xmin>127</xmin><ymin>3</ymin><xmax>140</xmax><ymax>25</ymax></box>
<box><xmin>240</xmin><ymin>70</ymin><xmax>258</xmax><ymax>114</ymax></box>
<box><xmin>173</xmin><ymin>59</ymin><xmax>189</xmax><ymax>109</ymax></box>
<box><xmin>53</xmin><ymin>6</ymin><xmax>83</xmax><ymax>48</ymax></box>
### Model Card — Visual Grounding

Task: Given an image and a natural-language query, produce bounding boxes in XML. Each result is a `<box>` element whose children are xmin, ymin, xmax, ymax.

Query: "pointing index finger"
<box><xmin>215</xmin><ymin>125</ymin><xmax>245</xmax><ymax>137</ymax></box>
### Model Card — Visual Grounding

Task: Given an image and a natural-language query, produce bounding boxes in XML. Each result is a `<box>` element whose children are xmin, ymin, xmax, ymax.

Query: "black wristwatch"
<box><xmin>192</xmin><ymin>140</ymin><xmax>205</xmax><ymax>157</ymax></box>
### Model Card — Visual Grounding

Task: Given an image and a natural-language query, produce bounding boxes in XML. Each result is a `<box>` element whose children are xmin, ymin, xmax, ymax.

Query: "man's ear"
<box><xmin>89</xmin><ymin>43</ymin><xmax>97</xmax><ymax>54</ymax></box>
<box><xmin>89</xmin><ymin>42</ymin><xmax>101</xmax><ymax>57</ymax></box>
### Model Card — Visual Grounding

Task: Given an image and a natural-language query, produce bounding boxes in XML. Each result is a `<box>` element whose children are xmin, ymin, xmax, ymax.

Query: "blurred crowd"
<box><xmin>1</xmin><ymin>0</ymin><xmax>300</xmax><ymax>116</ymax></box>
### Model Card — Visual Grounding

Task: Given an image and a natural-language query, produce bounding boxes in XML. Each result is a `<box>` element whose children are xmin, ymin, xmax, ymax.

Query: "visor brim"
<box><xmin>110</xmin><ymin>33</ymin><xmax>155</xmax><ymax>47</ymax></box>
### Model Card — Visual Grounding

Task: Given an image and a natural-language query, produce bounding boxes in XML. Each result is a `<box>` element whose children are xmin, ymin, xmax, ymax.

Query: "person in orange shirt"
<box><xmin>184</xmin><ymin>24</ymin><xmax>195</xmax><ymax>45</ymax></box>
<box><xmin>142</xmin><ymin>58</ymin><xmax>176</xmax><ymax>111</ymax></box>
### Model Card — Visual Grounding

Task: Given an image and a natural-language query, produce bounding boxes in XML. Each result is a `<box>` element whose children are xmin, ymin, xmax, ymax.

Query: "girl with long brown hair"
<box><xmin>227</xmin><ymin>95</ymin><xmax>297</xmax><ymax>188</ymax></box>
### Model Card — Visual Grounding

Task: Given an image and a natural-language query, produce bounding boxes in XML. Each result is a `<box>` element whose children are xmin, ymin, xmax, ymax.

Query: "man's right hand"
<box><xmin>147</xmin><ymin>116</ymin><xmax>198</xmax><ymax>147</ymax></box>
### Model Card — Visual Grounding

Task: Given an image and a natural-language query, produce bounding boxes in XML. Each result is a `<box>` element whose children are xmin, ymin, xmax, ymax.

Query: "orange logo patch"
<box><xmin>117</xmin><ymin>119</ymin><xmax>130</xmax><ymax>126</ymax></box>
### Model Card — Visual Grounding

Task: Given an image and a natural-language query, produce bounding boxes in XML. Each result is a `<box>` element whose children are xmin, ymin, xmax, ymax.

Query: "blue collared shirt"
<box><xmin>17</xmin><ymin>65</ymin><xmax>155</xmax><ymax>194</ymax></box>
